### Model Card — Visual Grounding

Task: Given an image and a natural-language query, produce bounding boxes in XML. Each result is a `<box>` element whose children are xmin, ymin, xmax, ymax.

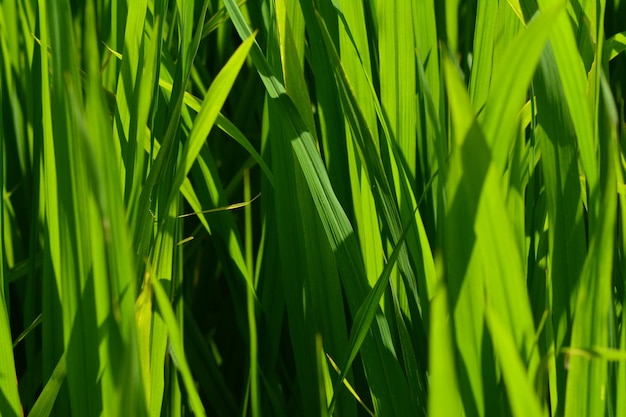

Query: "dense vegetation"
<box><xmin>1</xmin><ymin>0</ymin><xmax>626</xmax><ymax>416</ymax></box>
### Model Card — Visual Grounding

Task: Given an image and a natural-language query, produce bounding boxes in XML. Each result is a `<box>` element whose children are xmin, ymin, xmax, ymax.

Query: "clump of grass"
<box><xmin>1</xmin><ymin>0</ymin><xmax>626</xmax><ymax>416</ymax></box>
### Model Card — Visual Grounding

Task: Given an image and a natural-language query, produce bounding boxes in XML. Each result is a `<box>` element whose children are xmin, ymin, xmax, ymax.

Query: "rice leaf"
<box><xmin>28</xmin><ymin>354</ymin><xmax>67</xmax><ymax>417</ymax></box>
<box><xmin>152</xmin><ymin>277</ymin><xmax>206</xmax><ymax>417</ymax></box>
<box><xmin>0</xmin><ymin>44</ymin><xmax>22</xmax><ymax>417</ymax></box>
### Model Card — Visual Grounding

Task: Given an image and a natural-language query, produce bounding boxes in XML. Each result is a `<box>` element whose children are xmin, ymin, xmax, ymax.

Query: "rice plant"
<box><xmin>1</xmin><ymin>0</ymin><xmax>626</xmax><ymax>416</ymax></box>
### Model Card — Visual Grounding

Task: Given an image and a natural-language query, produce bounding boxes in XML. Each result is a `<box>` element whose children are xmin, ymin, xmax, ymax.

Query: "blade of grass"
<box><xmin>39</xmin><ymin>2</ymin><xmax>103</xmax><ymax>415</ymax></box>
<box><xmin>482</xmin><ymin>3</ymin><xmax>564</xmax><ymax>174</ymax></box>
<box><xmin>428</xmin><ymin>253</ymin><xmax>464</xmax><ymax>417</ymax></box>
<box><xmin>444</xmin><ymin>50</ymin><xmax>546</xmax><ymax>415</ymax></box>
<box><xmin>607</xmin><ymin>31</ymin><xmax>626</xmax><ymax>60</ymax></box>
<box><xmin>478</xmin><ymin>5</ymin><xmax>562</xmax><ymax>374</ymax></box>
<box><xmin>412</xmin><ymin>0</ymin><xmax>441</xmax><ymax>247</ymax></box>
<box><xmin>564</xmin><ymin>65</ymin><xmax>619</xmax><ymax>417</ymax></box>
<box><xmin>0</xmin><ymin>46</ymin><xmax>22</xmax><ymax>417</ymax></box>
<box><xmin>297</xmin><ymin>0</ymin><xmax>354</xmax><ymax>217</ymax></box>
<box><xmin>532</xmin><ymin>37</ymin><xmax>589</xmax><ymax>417</ymax></box>
<box><xmin>163</xmin><ymin>34</ymin><xmax>255</xmax><ymax>212</ymax></box>
<box><xmin>468</xmin><ymin>0</ymin><xmax>498</xmax><ymax>109</ymax></box>
<box><xmin>265</xmin><ymin>4</ymin><xmax>353</xmax><ymax>415</ymax></box>
<box><xmin>442</xmin><ymin>54</ymin><xmax>488</xmax><ymax>417</ymax></box>
<box><xmin>112</xmin><ymin>0</ymin><xmax>149</xmax><ymax>205</ymax></box>
<box><xmin>157</xmin><ymin>74</ymin><xmax>273</xmax><ymax>185</ymax></box>
<box><xmin>224</xmin><ymin>3</ymin><xmax>419</xmax><ymax>416</ymax></box>
<box><xmin>152</xmin><ymin>277</ymin><xmax>206</xmax><ymax>417</ymax></box>
<box><xmin>315</xmin><ymin>334</ymin><xmax>331</xmax><ymax>417</ymax></box>
<box><xmin>338</xmin><ymin>0</ymin><xmax>387</xmax><ymax>309</ymax></box>
<box><xmin>28</xmin><ymin>353</ymin><xmax>67</xmax><ymax>417</ymax></box>
<box><xmin>83</xmin><ymin>1</ymin><xmax>147</xmax><ymax>413</ymax></box>
<box><xmin>313</xmin><ymin>8</ymin><xmax>434</xmax><ymax>359</ymax></box>
<box><xmin>328</xmin><ymin>205</ymin><xmax>419</xmax><ymax>415</ymax></box>
<box><xmin>485</xmin><ymin>304</ymin><xmax>544</xmax><ymax>417</ymax></box>
<box><xmin>546</xmin><ymin>2</ymin><xmax>599</xmax><ymax>229</ymax></box>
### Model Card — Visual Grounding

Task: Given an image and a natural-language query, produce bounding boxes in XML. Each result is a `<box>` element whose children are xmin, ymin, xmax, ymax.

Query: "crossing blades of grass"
<box><xmin>312</xmin><ymin>4</ymin><xmax>433</xmax><ymax>354</ymax></box>
<box><xmin>83</xmin><ymin>2</ymin><xmax>147</xmax><ymax>415</ymax></box>
<box><xmin>265</xmin><ymin>3</ymin><xmax>354</xmax><ymax>415</ymax></box>
<box><xmin>444</xmin><ymin>49</ymin><xmax>545</xmax><ymax>415</ymax></box>
<box><xmin>39</xmin><ymin>1</ymin><xmax>100</xmax><ymax>415</ymax></box>
<box><xmin>482</xmin><ymin>3</ymin><xmax>563</xmax><ymax>174</ymax></box>
<box><xmin>224</xmin><ymin>1</ymin><xmax>415</xmax><ymax>415</ymax></box>
<box><xmin>149</xmin><ymin>29</ymin><xmax>255</xmax><ymax>416</ymax></box>
<box><xmin>163</xmin><ymin>34</ymin><xmax>255</xmax><ymax>214</ymax></box>
<box><xmin>328</xmin><ymin>205</ymin><xmax>420</xmax><ymax>415</ymax></box>
<box><xmin>547</xmin><ymin>5</ymin><xmax>599</xmax><ymax>230</ymax></box>
<box><xmin>337</xmin><ymin>0</ymin><xmax>386</xmax><ymax>301</ymax></box>
<box><xmin>563</xmin><ymin>66</ymin><xmax>619</xmax><ymax>417</ymax></box>
<box><xmin>530</xmin><ymin>22</ymin><xmax>590</xmax><ymax>417</ymax></box>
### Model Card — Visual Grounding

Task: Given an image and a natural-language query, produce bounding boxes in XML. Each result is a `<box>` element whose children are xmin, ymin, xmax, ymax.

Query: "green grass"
<box><xmin>1</xmin><ymin>0</ymin><xmax>626</xmax><ymax>416</ymax></box>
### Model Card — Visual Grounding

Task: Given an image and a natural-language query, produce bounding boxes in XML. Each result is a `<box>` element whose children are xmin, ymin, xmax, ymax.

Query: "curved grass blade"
<box><xmin>28</xmin><ymin>353</ymin><xmax>67</xmax><ymax>417</ymax></box>
<box><xmin>482</xmin><ymin>2</ymin><xmax>564</xmax><ymax>172</ymax></box>
<box><xmin>163</xmin><ymin>33</ymin><xmax>255</xmax><ymax>213</ymax></box>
